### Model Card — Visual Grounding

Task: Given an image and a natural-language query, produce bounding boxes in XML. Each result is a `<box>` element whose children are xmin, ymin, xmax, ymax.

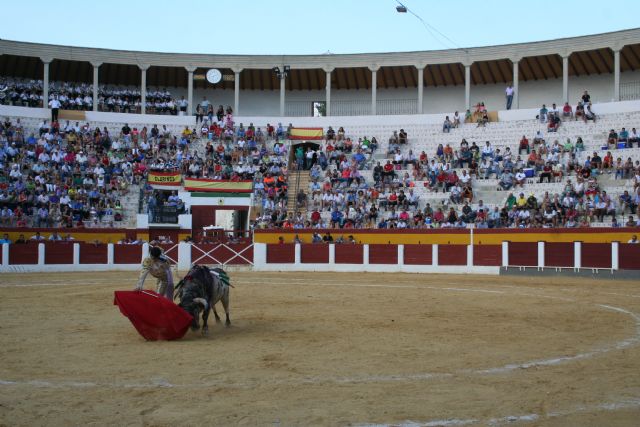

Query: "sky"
<box><xmin>2</xmin><ymin>0</ymin><xmax>639</xmax><ymax>55</ymax></box>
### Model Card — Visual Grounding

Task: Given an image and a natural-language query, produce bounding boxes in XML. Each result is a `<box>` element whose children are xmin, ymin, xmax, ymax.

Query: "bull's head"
<box><xmin>179</xmin><ymin>289</ymin><xmax>209</xmax><ymax>330</ymax></box>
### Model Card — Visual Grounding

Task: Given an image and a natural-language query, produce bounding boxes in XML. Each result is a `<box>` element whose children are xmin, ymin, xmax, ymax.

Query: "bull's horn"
<box><xmin>193</xmin><ymin>298</ymin><xmax>209</xmax><ymax>310</ymax></box>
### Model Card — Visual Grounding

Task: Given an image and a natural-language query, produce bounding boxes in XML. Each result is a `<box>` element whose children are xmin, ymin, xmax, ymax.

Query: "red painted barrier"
<box><xmin>545</xmin><ymin>242</ymin><xmax>574</xmax><ymax>267</ymax></box>
<box><xmin>473</xmin><ymin>245</ymin><xmax>502</xmax><ymax>266</ymax></box>
<box><xmin>508</xmin><ymin>242</ymin><xmax>538</xmax><ymax>266</ymax></box>
<box><xmin>301</xmin><ymin>244</ymin><xmax>329</xmax><ymax>263</ymax></box>
<box><xmin>438</xmin><ymin>245</ymin><xmax>467</xmax><ymax>266</ymax></box>
<box><xmin>79</xmin><ymin>243</ymin><xmax>108</xmax><ymax>264</ymax></box>
<box><xmin>44</xmin><ymin>243</ymin><xmax>74</xmax><ymax>264</ymax></box>
<box><xmin>9</xmin><ymin>243</ymin><xmax>38</xmax><ymax>265</ymax></box>
<box><xmin>157</xmin><ymin>244</ymin><xmax>178</xmax><ymax>265</ymax></box>
<box><xmin>369</xmin><ymin>244</ymin><xmax>398</xmax><ymax>264</ymax></box>
<box><xmin>266</xmin><ymin>244</ymin><xmax>295</xmax><ymax>263</ymax></box>
<box><xmin>335</xmin><ymin>244</ymin><xmax>363</xmax><ymax>264</ymax></box>
<box><xmin>226</xmin><ymin>243</ymin><xmax>253</xmax><ymax>265</ymax></box>
<box><xmin>581</xmin><ymin>243</ymin><xmax>612</xmax><ymax>268</ymax></box>
<box><xmin>619</xmin><ymin>244</ymin><xmax>640</xmax><ymax>270</ymax></box>
<box><xmin>114</xmin><ymin>244</ymin><xmax>143</xmax><ymax>264</ymax></box>
<box><xmin>403</xmin><ymin>244</ymin><xmax>433</xmax><ymax>265</ymax></box>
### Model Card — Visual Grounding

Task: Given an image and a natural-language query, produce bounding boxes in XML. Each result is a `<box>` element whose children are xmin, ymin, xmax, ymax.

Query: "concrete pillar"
<box><xmin>324</xmin><ymin>67</ymin><xmax>333</xmax><ymax>116</ymax></box>
<box><xmin>369</xmin><ymin>65</ymin><xmax>379</xmax><ymax>115</ymax></box>
<box><xmin>139</xmin><ymin>65</ymin><xmax>149</xmax><ymax>114</ymax></box>
<box><xmin>73</xmin><ymin>243</ymin><xmax>80</xmax><ymax>265</ymax></box>
<box><xmin>611</xmin><ymin>241</ymin><xmax>619</xmax><ymax>270</ymax></box>
<box><xmin>562</xmin><ymin>55</ymin><xmax>570</xmax><ymax>104</ymax></box>
<box><xmin>574</xmin><ymin>242</ymin><xmax>582</xmax><ymax>270</ymax></box>
<box><xmin>363</xmin><ymin>244</ymin><xmax>370</xmax><ymax>266</ymax></box>
<box><xmin>328</xmin><ymin>244</ymin><xmax>336</xmax><ymax>265</ymax></box>
<box><xmin>501</xmin><ymin>241</ymin><xmax>509</xmax><ymax>267</ymax></box>
<box><xmin>232</xmin><ymin>67</ymin><xmax>242</xmax><ymax>115</ymax></box>
<box><xmin>512</xmin><ymin>59</ymin><xmax>519</xmax><ymax>109</ymax></box>
<box><xmin>614</xmin><ymin>49</ymin><xmax>621</xmax><ymax>101</ymax></box>
<box><xmin>294</xmin><ymin>243</ymin><xmax>301</xmax><ymax>265</ymax></box>
<box><xmin>107</xmin><ymin>243</ymin><xmax>114</xmax><ymax>265</ymax></box>
<box><xmin>537</xmin><ymin>241</ymin><xmax>545</xmax><ymax>269</ymax></box>
<box><xmin>432</xmin><ymin>244</ymin><xmax>438</xmax><ymax>267</ymax></box>
<box><xmin>2</xmin><ymin>243</ymin><xmax>8</xmax><ymax>267</ymax></box>
<box><xmin>91</xmin><ymin>62</ymin><xmax>101</xmax><ymax>112</ymax></box>
<box><xmin>417</xmin><ymin>66</ymin><xmax>424</xmax><ymax>114</ymax></box>
<box><xmin>186</xmin><ymin>66</ymin><xmax>196</xmax><ymax>115</ymax></box>
<box><xmin>38</xmin><ymin>243</ymin><xmax>45</xmax><ymax>266</ymax></box>
<box><xmin>42</xmin><ymin>59</ymin><xmax>51</xmax><ymax>109</ymax></box>
<box><xmin>464</xmin><ymin>63</ymin><xmax>471</xmax><ymax>111</ymax></box>
<box><xmin>398</xmin><ymin>244</ymin><xmax>404</xmax><ymax>266</ymax></box>
<box><xmin>253</xmin><ymin>243</ymin><xmax>267</xmax><ymax>267</ymax></box>
<box><xmin>178</xmin><ymin>242</ymin><xmax>191</xmax><ymax>271</ymax></box>
<box><xmin>279</xmin><ymin>74</ymin><xmax>286</xmax><ymax>117</ymax></box>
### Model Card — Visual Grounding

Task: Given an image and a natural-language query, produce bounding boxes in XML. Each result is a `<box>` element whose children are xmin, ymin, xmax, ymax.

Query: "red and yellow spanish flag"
<box><xmin>183</xmin><ymin>178</ymin><xmax>253</xmax><ymax>193</ymax></box>
<box><xmin>289</xmin><ymin>127</ymin><xmax>324</xmax><ymax>140</ymax></box>
<box><xmin>148</xmin><ymin>171</ymin><xmax>182</xmax><ymax>190</ymax></box>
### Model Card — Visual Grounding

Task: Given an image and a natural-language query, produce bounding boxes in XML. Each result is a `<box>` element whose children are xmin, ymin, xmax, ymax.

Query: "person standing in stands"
<box><xmin>505</xmin><ymin>83</ymin><xmax>514</xmax><ymax>110</ymax></box>
<box><xmin>48</xmin><ymin>95</ymin><xmax>61</xmax><ymax>122</ymax></box>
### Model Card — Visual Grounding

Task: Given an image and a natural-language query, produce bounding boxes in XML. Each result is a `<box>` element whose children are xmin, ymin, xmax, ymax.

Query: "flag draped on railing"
<box><xmin>289</xmin><ymin>127</ymin><xmax>324</xmax><ymax>140</ymax></box>
<box><xmin>147</xmin><ymin>171</ymin><xmax>182</xmax><ymax>190</ymax></box>
<box><xmin>183</xmin><ymin>178</ymin><xmax>253</xmax><ymax>194</ymax></box>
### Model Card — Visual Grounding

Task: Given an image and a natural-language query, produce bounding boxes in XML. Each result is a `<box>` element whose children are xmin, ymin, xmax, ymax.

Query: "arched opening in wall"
<box><xmin>377</xmin><ymin>65</ymin><xmax>418</xmax><ymax>115</ymax></box>
<box><xmin>469</xmin><ymin>58</ymin><xmax>513</xmax><ymax>116</ymax></box>
<box><xmin>146</xmin><ymin>65</ymin><xmax>187</xmax><ymax>115</ymax></box>
<box><xmin>193</xmin><ymin>67</ymin><xmax>234</xmax><ymax>115</ymax></box>
<box><xmin>283</xmin><ymin>68</ymin><xmax>324</xmax><ymax>117</ymax></box>
<box><xmin>289</xmin><ymin>141</ymin><xmax>321</xmax><ymax>171</ymax></box>
<box><xmin>47</xmin><ymin>59</ymin><xmax>92</xmax><ymax>117</ymax></box>
<box><xmin>330</xmin><ymin>66</ymin><xmax>371</xmax><ymax>116</ymax></box>
<box><xmin>0</xmin><ymin>54</ymin><xmax>45</xmax><ymax>107</ymax></box>
<box><xmin>423</xmin><ymin>63</ymin><xmax>464</xmax><ymax>114</ymax></box>
<box><xmin>98</xmin><ymin>63</ymin><xmax>141</xmax><ymax>113</ymax></box>
<box><xmin>621</xmin><ymin>44</ymin><xmax>640</xmax><ymax>100</ymax></box>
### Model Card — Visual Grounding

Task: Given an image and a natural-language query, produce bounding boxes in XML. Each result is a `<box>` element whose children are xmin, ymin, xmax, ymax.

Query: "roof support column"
<box><xmin>463</xmin><ymin>62</ymin><xmax>471</xmax><ymax>111</ymax></box>
<box><xmin>185</xmin><ymin>66</ymin><xmax>196</xmax><ymax>115</ymax></box>
<box><xmin>139</xmin><ymin>64</ymin><xmax>149</xmax><ymax>115</ymax></box>
<box><xmin>416</xmin><ymin>64</ymin><xmax>425</xmax><ymax>114</ymax></box>
<box><xmin>562</xmin><ymin>54</ymin><xmax>569</xmax><ymax>104</ymax></box>
<box><xmin>323</xmin><ymin>66</ymin><xmax>333</xmax><ymax>117</ymax></box>
<box><xmin>232</xmin><ymin>67</ymin><xmax>242</xmax><ymax>115</ymax></box>
<box><xmin>279</xmin><ymin>71</ymin><xmax>286</xmax><ymax>117</ymax></box>
<box><xmin>614</xmin><ymin>48</ymin><xmax>621</xmax><ymax>101</ymax></box>
<box><xmin>41</xmin><ymin>58</ymin><xmax>52</xmax><ymax>109</ymax></box>
<box><xmin>512</xmin><ymin>58</ymin><xmax>519</xmax><ymax>109</ymax></box>
<box><xmin>369</xmin><ymin>65</ymin><xmax>379</xmax><ymax>115</ymax></box>
<box><xmin>91</xmin><ymin>62</ymin><xmax>101</xmax><ymax>112</ymax></box>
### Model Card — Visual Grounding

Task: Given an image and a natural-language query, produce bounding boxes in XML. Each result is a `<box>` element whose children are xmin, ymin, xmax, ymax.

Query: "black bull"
<box><xmin>175</xmin><ymin>265</ymin><xmax>231</xmax><ymax>334</ymax></box>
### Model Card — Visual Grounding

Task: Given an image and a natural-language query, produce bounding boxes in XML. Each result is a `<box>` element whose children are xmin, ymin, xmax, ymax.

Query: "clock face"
<box><xmin>206</xmin><ymin>69</ymin><xmax>222</xmax><ymax>84</ymax></box>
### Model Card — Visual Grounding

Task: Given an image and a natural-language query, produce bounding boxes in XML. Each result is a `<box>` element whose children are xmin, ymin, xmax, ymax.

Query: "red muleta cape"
<box><xmin>114</xmin><ymin>290</ymin><xmax>193</xmax><ymax>341</ymax></box>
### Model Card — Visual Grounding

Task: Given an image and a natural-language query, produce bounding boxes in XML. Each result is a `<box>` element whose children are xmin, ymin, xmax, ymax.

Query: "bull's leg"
<box><xmin>212</xmin><ymin>305</ymin><xmax>222</xmax><ymax>324</ymax></box>
<box><xmin>201</xmin><ymin>305</ymin><xmax>211</xmax><ymax>335</ymax></box>
<box><xmin>222</xmin><ymin>292</ymin><xmax>231</xmax><ymax>327</ymax></box>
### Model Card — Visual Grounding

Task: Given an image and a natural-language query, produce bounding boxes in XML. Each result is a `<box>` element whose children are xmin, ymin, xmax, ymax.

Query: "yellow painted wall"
<box><xmin>1</xmin><ymin>230</ymin><xmax>128</xmax><ymax>243</ymax></box>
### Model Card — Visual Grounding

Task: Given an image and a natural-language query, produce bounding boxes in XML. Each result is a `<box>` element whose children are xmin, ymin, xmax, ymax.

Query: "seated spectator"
<box><xmin>562</xmin><ymin>102</ymin><xmax>573</xmax><ymax>119</ymax></box>
<box><xmin>538</xmin><ymin>104</ymin><xmax>548</xmax><ymax>123</ymax></box>
<box><xmin>575</xmin><ymin>102</ymin><xmax>585</xmax><ymax>121</ymax></box>
<box><xmin>452</xmin><ymin>111</ymin><xmax>461</xmax><ymax>128</ymax></box>
<box><xmin>398</xmin><ymin>129</ymin><xmax>408</xmax><ymax>144</ymax></box>
<box><xmin>607</xmin><ymin>129</ymin><xmax>619</xmax><ymax>147</ymax></box>
<box><xmin>619</xmin><ymin>127</ymin><xmax>629</xmax><ymax>146</ymax></box>
<box><xmin>443</xmin><ymin>116</ymin><xmax>452</xmax><ymax>133</ymax></box>
<box><xmin>583</xmin><ymin>103</ymin><xmax>596</xmax><ymax>122</ymax></box>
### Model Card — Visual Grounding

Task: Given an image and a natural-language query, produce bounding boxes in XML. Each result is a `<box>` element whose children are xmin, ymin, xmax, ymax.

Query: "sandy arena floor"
<box><xmin>1</xmin><ymin>271</ymin><xmax>640</xmax><ymax>426</ymax></box>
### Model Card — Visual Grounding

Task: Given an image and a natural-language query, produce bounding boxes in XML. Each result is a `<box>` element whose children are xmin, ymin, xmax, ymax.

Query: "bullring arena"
<box><xmin>3</xmin><ymin>6</ymin><xmax>640</xmax><ymax>425</ymax></box>
<box><xmin>2</xmin><ymin>271</ymin><xmax>640</xmax><ymax>426</ymax></box>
